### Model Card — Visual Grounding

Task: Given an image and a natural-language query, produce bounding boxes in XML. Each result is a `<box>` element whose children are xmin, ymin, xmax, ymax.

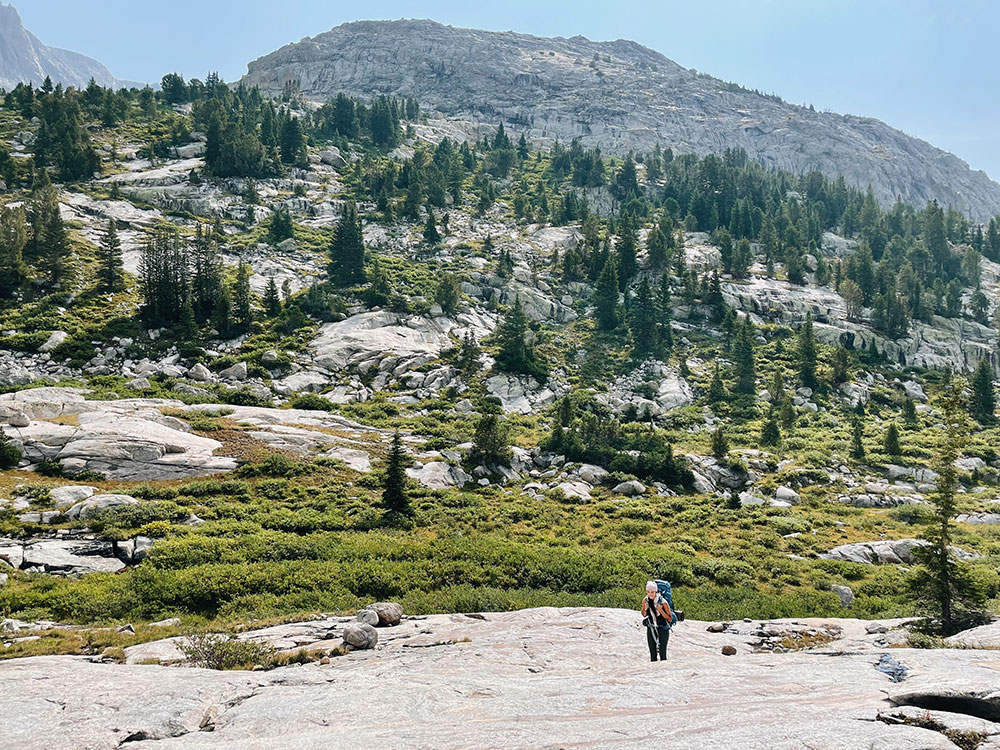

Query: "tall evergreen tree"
<box><xmin>328</xmin><ymin>201</ymin><xmax>366</xmax><ymax>285</ymax></box>
<box><xmin>594</xmin><ymin>257</ymin><xmax>620</xmax><ymax>331</ymax></box>
<box><xmin>732</xmin><ymin>316</ymin><xmax>757</xmax><ymax>394</ymax></box>
<box><xmin>233</xmin><ymin>262</ymin><xmax>253</xmax><ymax>332</ymax></box>
<box><xmin>381</xmin><ymin>431</ymin><xmax>412</xmax><ymax>521</ymax></box>
<box><xmin>969</xmin><ymin>358</ymin><xmax>995</xmax><ymax>424</ymax></box>
<box><xmin>96</xmin><ymin>218</ymin><xmax>124</xmax><ymax>292</ymax></box>
<box><xmin>910</xmin><ymin>381</ymin><xmax>986</xmax><ymax>633</ymax></box>
<box><xmin>630</xmin><ymin>276</ymin><xmax>657</xmax><ymax>358</ymax></box>
<box><xmin>796</xmin><ymin>312</ymin><xmax>818</xmax><ymax>389</ymax></box>
<box><xmin>263</xmin><ymin>277</ymin><xmax>281</xmax><ymax>317</ymax></box>
<box><xmin>0</xmin><ymin>205</ymin><xmax>28</xmax><ymax>297</ymax></box>
<box><xmin>615</xmin><ymin>217</ymin><xmax>637</xmax><ymax>289</ymax></box>
<box><xmin>493</xmin><ymin>300</ymin><xmax>546</xmax><ymax>380</ymax></box>
<box><xmin>884</xmin><ymin>422</ymin><xmax>902</xmax><ymax>456</ymax></box>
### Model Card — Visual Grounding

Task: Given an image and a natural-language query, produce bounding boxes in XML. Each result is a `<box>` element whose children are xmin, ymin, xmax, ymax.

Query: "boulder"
<box><xmin>126</xmin><ymin>377</ymin><xmax>151</xmax><ymax>391</ymax></box>
<box><xmin>21</xmin><ymin>539</ymin><xmax>125</xmax><ymax>575</ymax></box>
<box><xmin>319</xmin><ymin>148</ymin><xmax>347</xmax><ymax>168</ymax></box>
<box><xmin>65</xmin><ymin>494</ymin><xmax>138</xmax><ymax>521</ymax></box>
<box><xmin>355</xmin><ymin>609</ymin><xmax>380</xmax><ymax>627</ymax></box>
<box><xmin>49</xmin><ymin>485</ymin><xmax>98</xmax><ymax>508</ymax></box>
<box><xmin>218</xmin><ymin>362</ymin><xmax>248</xmax><ymax>381</ymax></box>
<box><xmin>612</xmin><ymin>480</ymin><xmax>646</xmax><ymax>496</ymax></box>
<box><xmin>556</xmin><ymin>481</ymin><xmax>592</xmax><ymax>502</ymax></box>
<box><xmin>721</xmin><ymin>645</ymin><xmax>737</xmax><ymax>656</ymax></box>
<box><xmin>38</xmin><ymin>330</ymin><xmax>68</xmax><ymax>353</ymax></box>
<box><xmin>406</xmin><ymin>461</ymin><xmax>472</xmax><ymax>489</ymax></box>
<box><xmin>364</xmin><ymin>602</ymin><xmax>404</xmax><ymax>627</ymax></box>
<box><xmin>577</xmin><ymin>464</ymin><xmax>609</xmax><ymax>485</ymax></box>
<box><xmin>830</xmin><ymin>585</ymin><xmax>854</xmax><ymax>608</ymax></box>
<box><xmin>341</xmin><ymin>622</ymin><xmax>378</xmax><ymax>650</ymax></box>
<box><xmin>7</xmin><ymin>411</ymin><xmax>29</xmax><ymax>427</ymax></box>
<box><xmin>187</xmin><ymin>363</ymin><xmax>213</xmax><ymax>382</ymax></box>
<box><xmin>774</xmin><ymin>486</ymin><xmax>801</xmax><ymax>504</ymax></box>
<box><xmin>945</xmin><ymin>621</ymin><xmax>1000</xmax><ymax>649</ymax></box>
<box><xmin>821</xmin><ymin>539</ymin><xmax>978</xmax><ymax>565</ymax></box>
<box><xmin>123</xmin><ymin>637</ymin><xmax>189</xmax><ymax>665</ymax></box>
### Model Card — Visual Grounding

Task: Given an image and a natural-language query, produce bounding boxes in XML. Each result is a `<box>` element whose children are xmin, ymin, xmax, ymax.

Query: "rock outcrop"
<box><xmin>243</xmin><ymin>19</ymin><xmax>1000</xmax><ymax>218</ymax></box>
<box><xmin>2</xmin><ymin>608</ymin><xmax>998</xmax><ymax>749</ymax></box>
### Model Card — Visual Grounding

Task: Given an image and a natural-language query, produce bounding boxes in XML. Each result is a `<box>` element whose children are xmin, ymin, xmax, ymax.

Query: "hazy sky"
<box><xmin>17</xmin><ymin>0</ymin><xmax>1000</xmax><ymax>178</ymax></box>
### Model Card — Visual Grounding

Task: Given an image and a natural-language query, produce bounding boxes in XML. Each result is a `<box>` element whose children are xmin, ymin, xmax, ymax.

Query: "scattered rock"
<box><xmin>341</xmin><ymin>622</ymin><xmax>379</xmax><ymax>650</ymax></box>
<box><xmin>722</xmin><ymin>645</ymin><xmax>737</xmax><ymax>656</ymax></box>
<box><xmin>364</xmin><ymin>602</ymin><xmax>404</xmax><ymax>627</ymax></box>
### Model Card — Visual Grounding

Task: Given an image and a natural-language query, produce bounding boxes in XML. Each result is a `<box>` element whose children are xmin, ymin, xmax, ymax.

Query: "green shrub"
<box><xmin>290</xmin><ymin>393</ymin><xmax>335</xmax><ymax>412</ymax></box>
<box><xmin>181</xmin><ymin>632</ymin><xmax>277</xmax><ymax>670</ymax></box>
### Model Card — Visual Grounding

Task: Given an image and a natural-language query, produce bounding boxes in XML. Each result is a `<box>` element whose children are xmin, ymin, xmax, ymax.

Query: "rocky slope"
<box><xmin>3</xmin><ymin>607</ymin><xmax>1000</xmax><ymax>749</ymax></box>
<box><xmin>0</xmin><ymin>3</ymin><xmax>124</xmax><ymax>90</ymax></box>
<box><xmin>243</xmin><ymin>19</ymin><xmax>1000</xmax><ymax>219</ymax></box>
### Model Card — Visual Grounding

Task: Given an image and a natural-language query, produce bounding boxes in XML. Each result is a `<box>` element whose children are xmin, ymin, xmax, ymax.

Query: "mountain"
<box><xmin>243</xmin><ymin>19</ymin><xmax>1000</xmax><ymax>220</ymax></box>
<box><xmin>0</xmin><ymin>2</ymin><xmax>124</xmax><ymax>90</ymax></box>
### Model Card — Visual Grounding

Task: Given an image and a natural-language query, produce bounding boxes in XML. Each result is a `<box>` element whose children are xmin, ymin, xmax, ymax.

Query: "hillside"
<box><xmin>241</xmin><ymin>19</ymin><xmax>1000</xmax><ymax>220</ymax></box>
<box><xmin>0</xmin><ymin>3</ymin><xmax>124</xmax><ymax>90</ymax></box>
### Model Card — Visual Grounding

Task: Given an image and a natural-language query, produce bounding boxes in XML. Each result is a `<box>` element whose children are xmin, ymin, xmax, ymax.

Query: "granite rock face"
<box><xmin>0</xmin><ymin>4</ymin><xmax>126</xmax><ymax>90</ymax></box>
<box><xmin>1</xmin><ymin>608</ymin><xmax>998</xmax><ymax>749</ymax></box>
<box><xmin>243</xmin><ymin>19</ymin><xmax>1000</xmax><ymax>219</ymax></box>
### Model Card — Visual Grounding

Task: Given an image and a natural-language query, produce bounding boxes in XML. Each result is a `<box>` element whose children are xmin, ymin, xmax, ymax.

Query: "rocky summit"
<box><xmin>243</xmin><ymin>19</ymin><xmax>1000</xmax><ymax>219</ymax></box>
<box><xmin>3</xmin><ymin>608</ymin><xmax>1000</xmax><ymax>749</ymax></box>
<box><xmin>0</xmin><ymin>3</ymin><xmax>124</xmax><ymax>90</ymax></box>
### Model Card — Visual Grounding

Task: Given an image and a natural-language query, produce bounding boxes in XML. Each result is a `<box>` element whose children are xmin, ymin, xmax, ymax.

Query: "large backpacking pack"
<box><xmin>654</xmin><ymin>580</ymin><xmax>684</xmax><ymax>624</ymax></box>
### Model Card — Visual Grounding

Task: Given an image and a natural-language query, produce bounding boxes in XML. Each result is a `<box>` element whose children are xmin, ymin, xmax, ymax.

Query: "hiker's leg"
<box><xmin>658</xmin><ymin>628</ymin><xmax>669</xmax><ymax>660</ymax></box>
<box><xmin>646</xmin><ymin>627</ymin><xmax>658</xmax><ymax>661</ymax></box>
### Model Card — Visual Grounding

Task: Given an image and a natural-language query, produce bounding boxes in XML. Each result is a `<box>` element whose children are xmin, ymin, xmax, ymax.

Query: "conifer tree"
<box><xmin>263</xmin><ymin>277</ymin><xmax>281</xmax><ymax>317</ymax></box>
<box><xmin>423</xmin><ymin>209</ymin><xmax>441</xmax><ymax>245</ymax></box>
<box><xmin>381</xmin><ymin>431</ymin><xmax>412</xmax><ymax>521</ymax></box>
<box><xmin>470</xmin><ymin>403</ymin><xmax>512</xmax><ymax>465</ymax></box>
<box><xmin>711</xmin><ymin>426</ymin><xmax>729</xmax><ymax>459</ymax></box>
<box><xmin>0</xmin><ymin>205</ymin><xmax>28</xmax><ymax>297</ymax></box>
<box><xmin>910</xmin><ymin>380</ymin><xmax>987</xmax><ymax>633</ymax></box>
<box><xmin>493</xmin><ymin>300</ymin><xmax>545</xmax><ymax>379</ymax></box>
<box><xmin>850</xmin><ymin>418</ymin><xmax>866</xmax><ymax>460</ymax></box>
<box><xmin>615</xmin><ymin>217</ymin><xmax>637</xmax><ymax>289</ymax></box>
<box><xmin>458</xmin><ymin>332</ymin><xmax>481</xmax><ymax>376</ymax></box>
<box><xmin>647</xmin><ymin>224</ymin><xmax>667</xmax><ymax>270</ymax></box>
<box><xmin>796</xmin><ymin>312</ymin><xmax>818</xmax><ymax>389</ymax></box>
<box><xmin>761</xmin><ymin>412</ymin><xmax>781</xmax><ymax>446</ymax></box>
<box><xmin>831</xmin><ymin>346</ymin><xmax>850</xmax><ymax>385</ymax></box>
<box><xmin>708</xmin><ymin>364</ymin><xmax>727</xmax><ymax>403</ymax></box>
<box><xmin>732</xmin><ymin>317</ymin><xmax>757</xmax><ymax>394</ymax></box>
<box><xmin>969</xmin><ymin>358</ymin><xmax>995</xmax><ymax>424</ymax></box>
<box><xmin>903</xmin><ymin>396</ymin><xmax>918</xmax><ymax>424</ymax></box>
<box><xmin>594</xmin><ymin>257</ymin><xmax>620</xmax><ymax>331</ymax></box>
<box><xmin>233</xmin><ymin>262</ymin><xmax>253</xmax><ymax>332</ymax></box>
<box><xmin>328</xmin><ymin>201</ymin><xmax>366</xmax><ymax>285</ymax></box>
<box><xmin>884</xmin><ymin>422</ymin><xmax>901</xmax><ymax>456</ymax></box>
<box><xmin>657</xmin><ymin>273</ymin><xmax>673</xmax><ymax>352</ymax></box>
<box><xmin>97</xmin><ymin>218</ymin><xmax>124</xmax><ymax>292</ymax></box>
<box><xmin>630</xmin><ymin>276</ymin><xmax>657</xmax><ymax>358</ymax></box>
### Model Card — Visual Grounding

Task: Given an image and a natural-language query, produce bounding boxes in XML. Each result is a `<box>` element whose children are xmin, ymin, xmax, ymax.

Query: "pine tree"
<box><xmin>732</xmin><ymin>317</ymin><xmax>756</xmax><ymax>394</ymax></box>
<box><xmin>796</xmin><ymin>312</ymin><xmax>818</xmax><ymax>389</ymax></box>
<box><xmin>493</xmin><ymin>300</ymin><xmax>546</xmax><ymax>379</ymax></box>
<box><xmin>903</xmin><ymin>396</ymin><xmax>918</xmax><ymax>424</ymax></box>
<box><xmin>850</xmin><ymin>418</ymin><xmax>865</xmax><ymax>460</ymax></box>
<box><xmin>708</xmin><ymin>364</ymin><xmax>727</xmax><ymax>403</ymax></box>
<box><xmin>458</xmin><ymin>331</ymin><xmax>481</xmax><ymax>376</ymax></box>
<box><xmin>630</xmin><ymin>276</ymin><xmax>657</xmax><ymax>358</ymax></box>
<box><xmin>969</xmin><ymin>358</ymin><xmax>995</xmax><ymax>424</ymax></box>
<box><xmin>263</xmin><ymin>277</ymin><xmax>281</xmax><ymax>317</ymax></box>
<box><xmin>470</xmin><ymin>407</ymin><xmax>511</xmax><ymax>465</ymax></box>
<box><xmin>328</xmin><ymin>201</ymin><xmax>366</xmax><ymax>285</ymax></box>
<box><xmin>910</xmin><ymin>380</ymin><xmax>986</xmax><ymax>633</ymax></box>
<box><xmin>884</xmin><ymin>423</ymin><xmax>901</xmax><ymax>456</ymax></box>
<box><xmin>647</xmin><ymin>224</ymin><xmax>667</xmax><ymax>269</ymax></box>
<box><xmin>0</xmin><ymin>205</ymin><xmax>28</xmax><ymax>297</ymax></box>
<box><xmin>233</xmin><ymin>262</ymin><xmax>253</xmax><ymax>332</ymax></box>
<box><xmin>96</xmin><ymin>218</ymin><xmax>124</xmax><ymax>292</ymax></box>
<box><xmin>615</xmin><ymin>217</ymin><xmax>637</xmax><ymax>288</ymax></box>
<box><xmin>381</xmin><ymin>431</ymin><xmax>412</xmax><ymax>521</ymax></box>
<box><xmin>279</xmin><ymin>115</ymin><xmax>305</xmax><ymax>165</ymax></box>
<box><xmin>423</xmin><ymin>209</ymin><xmax>441</xmax><ymax>244</ymax></box>
<box><xmin>657</xmin><ymin>273</ymin><xmax>673</xmax><ymax>352</ymax></box>
<box><xmin>831</xmin><ymin>346</ymin><xmax>850</xmax><ymax>385</ymax></box>
<box><xmin>711</xmin><ymin>426</ymin><xmax>729</xmax><ymax>459</ymax></box>
<box><xmin>594</xmin><ymin>256</ymin><xmax>620</xmax><ymax>331</ymax></box>
<box><xmin>761</xmin><ymin>412</ymin><xmax>781</xmax><ymax>446</ymax></box>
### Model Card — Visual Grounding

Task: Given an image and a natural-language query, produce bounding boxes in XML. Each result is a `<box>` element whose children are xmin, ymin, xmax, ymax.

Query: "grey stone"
<box><xmin>341</xmin><ymin>621</ymin><xmax>378</xmax><ymax>650</ymax></box>
<box><xmin>364</xmin><ymin>601</ymin><xmax>404</xmax><ymax>627</ymax></box>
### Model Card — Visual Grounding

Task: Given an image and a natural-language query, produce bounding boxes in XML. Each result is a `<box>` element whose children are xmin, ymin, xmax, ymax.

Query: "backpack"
<box><xmin>654</xmin><ymin>580</ymin><xmax>684</xmax><ymax>624</ymax></box>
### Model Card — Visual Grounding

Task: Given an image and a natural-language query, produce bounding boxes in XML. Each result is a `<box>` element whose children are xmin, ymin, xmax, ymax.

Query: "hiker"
<box><xmin>641</xmin><ymin>580</ymin><xmax>674</xmax><ymax>662</ymax></box>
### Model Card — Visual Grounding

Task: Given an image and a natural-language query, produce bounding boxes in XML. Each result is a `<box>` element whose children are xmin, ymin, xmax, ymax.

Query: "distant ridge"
<box><xmin>243</xmin><ymin>19</ymin><xmax>1000</xmax><ymax>219</ymax></box>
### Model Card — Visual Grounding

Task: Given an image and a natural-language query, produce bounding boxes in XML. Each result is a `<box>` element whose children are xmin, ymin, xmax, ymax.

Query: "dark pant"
<box><xmin>647</xmin><ymin>626</ymin><xmax>669</xmax><ymax>661</ymax></box>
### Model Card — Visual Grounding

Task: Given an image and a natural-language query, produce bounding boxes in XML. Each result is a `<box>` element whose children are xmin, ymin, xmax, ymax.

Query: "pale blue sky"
<box><xmin>17</xmin><ymin>0</ymin><xmax>1000</xmax><ymax>179</ymax></box>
